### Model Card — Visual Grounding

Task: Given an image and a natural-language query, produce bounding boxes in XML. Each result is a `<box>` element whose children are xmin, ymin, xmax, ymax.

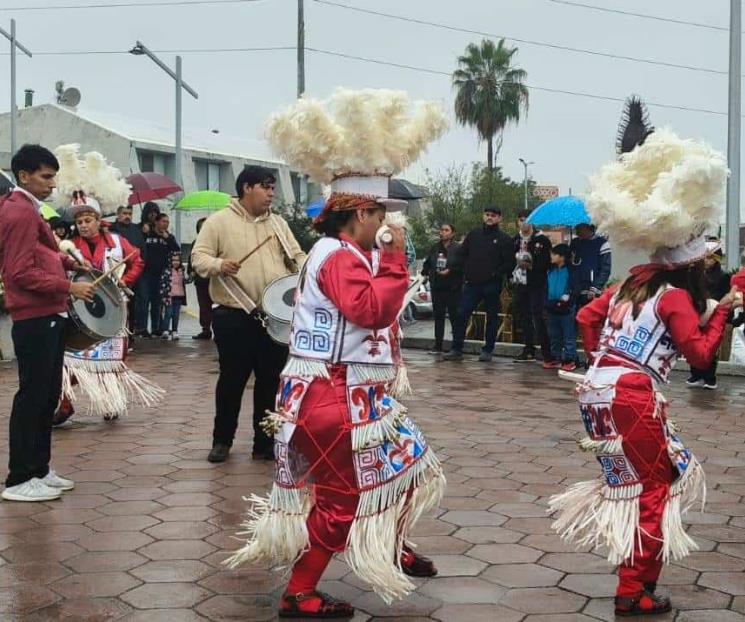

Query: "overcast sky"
<box><xmin>0</xmin><ymin>0</ymin><xmax>735</xmax><ymax>209</ymax></box>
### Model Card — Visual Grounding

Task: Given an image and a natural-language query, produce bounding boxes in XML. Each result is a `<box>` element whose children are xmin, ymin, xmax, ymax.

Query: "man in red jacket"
<box><xmin>0</xmin><ymin>144</ymin><xmax>95</xmax><ymax>502</ymax></box>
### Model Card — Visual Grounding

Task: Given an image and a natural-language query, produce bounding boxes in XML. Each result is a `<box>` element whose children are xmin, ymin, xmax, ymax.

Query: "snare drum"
<box><xmin>64</xmin><ymin>269</ymin><xmax>127</xmax><ymax>351</ymax></box>
<box><xmin>261</xmin><ymin>274</ymin><xmax>299</xmax><ymax>345</ymax></box>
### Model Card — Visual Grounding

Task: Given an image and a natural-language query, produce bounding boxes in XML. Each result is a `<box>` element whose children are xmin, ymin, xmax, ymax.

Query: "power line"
<box><xmin>0</xmin><ymin>44</ymin><xmax>728</xmax><ymax>116</ymax></box>
<box><xmin>546</xmin><ymin>0</ymin><xmax>728</xmax><ymax>33</ymax></box>
<box><xmin>0</xmin><ymin>0</ymin><xmax>263</xmax><ymax>11</ymax></box>
<box><xmin>313</xmin><ymin>0</ymin><xmax>728</xmax><ymax>77</ymax></box>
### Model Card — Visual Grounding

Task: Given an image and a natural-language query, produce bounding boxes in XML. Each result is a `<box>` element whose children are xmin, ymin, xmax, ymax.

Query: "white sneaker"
<box><xmin>2</xmin><ymin>478</ymin><xmax>62</xmax><ymax>502</ymax></box>
<box><xmin>171</xmin><ymin>331</ymin><xmax>179</xmax><ymax>341</ymax></box>
<box><xmin>703</xmin><ymin>381</ymin><xmax>718</xmax><ymax>390</ymax></box>
<box><xmin>41</xmin><ymin>470</ymin><xmax>75</xmax><ymax>491</ymax></box>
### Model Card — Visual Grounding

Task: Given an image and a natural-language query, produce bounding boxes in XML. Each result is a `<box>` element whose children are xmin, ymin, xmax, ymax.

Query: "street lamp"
<box><xmin>0</xmin><ymin>19</ymin><xmax>33</xmax><ymax>163</ymax></box>
<box><xmin>129</xmin><ymin>40</ymin><xmax>198</xmax><ymax>243</ymax></box>
<box><xmin>518</xmin><ymin>158</ymin><xmax>534</xmax><ymax>213</ymax></box>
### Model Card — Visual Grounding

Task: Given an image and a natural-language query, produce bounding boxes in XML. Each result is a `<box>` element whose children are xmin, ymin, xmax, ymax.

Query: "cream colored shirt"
<box><xmin>191</xmin><ymin>199</ymin><xmax>306</xmax><ymax>310</ymax></box>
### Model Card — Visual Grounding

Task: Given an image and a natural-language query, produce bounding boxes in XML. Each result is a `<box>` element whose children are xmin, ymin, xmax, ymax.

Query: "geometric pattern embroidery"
<box><xmin>274</xmin><ymin>440</ymin><xmax>295</xmax><ymax>487</ymax></box>
<box><xmin>598</xmin><ymin>454</ymin><xmax>639</xmax><ymax>487</ymax></box>
<box><xmin>354</xmin><ymin>446</ymin><xmax>394</xmax><ymax>488</ymax></box>
<box><xmin>580</xmin><ymin>401</ymin><xmax>618</xmax><ymax>440</ymax></box>
<box><xmin>347</xmin><ymin>383</ymin><xmax>390</xmax><ymax>425</ymax></box>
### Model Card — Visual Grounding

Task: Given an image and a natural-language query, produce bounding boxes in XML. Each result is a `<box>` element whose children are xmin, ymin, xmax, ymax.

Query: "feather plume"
<box><xmin>53</xmin><ymin>144</ymin><xmax>131</xmax><ymax>216</ymax></box>
<box><xmin>586</xmin><ymin>128</ymin><xmax>728</xmax><ymax>251</ymax></box>
<box><xmin>616</xmin><ymin>95</ymin><xmax>654</xmax><ymax>157</ymax></box>
<box><xmin>266</xmin><ymin>89</ymin><xmax>448</xmax><ymax>184</ymax></box>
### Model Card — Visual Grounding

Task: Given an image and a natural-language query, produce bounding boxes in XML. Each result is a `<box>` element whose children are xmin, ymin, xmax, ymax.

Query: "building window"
<box><xmin>138</xmin><ymin>150</ymin><xmax>173</xmax><ymax>178</ymax></box>
<box><xmin>194</xmin><ymin>160</ymin><xmax>222</xmax><ymax>191</ymax></box>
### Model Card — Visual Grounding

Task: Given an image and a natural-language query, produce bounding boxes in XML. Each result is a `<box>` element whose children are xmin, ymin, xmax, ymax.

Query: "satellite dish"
<box><xmin>59</xmin><ymin>87</ymin><xmax>81</xmax><ymax>107</ymax></box>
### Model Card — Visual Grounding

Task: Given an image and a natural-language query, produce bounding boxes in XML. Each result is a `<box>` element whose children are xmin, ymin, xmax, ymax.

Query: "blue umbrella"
<box><xmin>305</xmin><ymin>198</ymin><xmax>326</xmax><ymax>219</ymax></box>
<box><xmin>526</xmin><ymin>196</ymin><xmax>590</xmax><ymax>227</ymax></box>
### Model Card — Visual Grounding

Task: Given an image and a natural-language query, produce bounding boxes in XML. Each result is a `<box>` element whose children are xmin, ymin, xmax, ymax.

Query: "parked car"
<box><xmin>407</xmin><ymin>278</ymin><xmax>432</xmax><ymax>319</ymax></box>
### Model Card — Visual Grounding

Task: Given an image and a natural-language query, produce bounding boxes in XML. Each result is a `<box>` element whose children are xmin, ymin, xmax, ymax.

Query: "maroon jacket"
<box><xmin>0</xmin><ymin>190</ymin><xmax>73</xmax><ymax>321</ymax></box>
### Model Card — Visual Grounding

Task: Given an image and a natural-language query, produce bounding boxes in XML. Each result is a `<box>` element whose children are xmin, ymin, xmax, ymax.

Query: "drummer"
<box><xmin>191</xmin><ymin>165</ymin><xmax>306</xmax><ymax>463</ymax></box>
<box><xmin>0</xmin><ymin>144</ymin><xmax>95</xmax><ymax>503</ymax></box>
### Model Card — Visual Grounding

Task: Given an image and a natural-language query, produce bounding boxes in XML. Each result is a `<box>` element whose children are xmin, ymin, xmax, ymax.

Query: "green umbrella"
<box><xmin>40</xmin><ymin>202</ymin><xmax>61</xmax><ymax>221</ymax></box>
<box><xmin>175</xmin><ymin>190</ymin><xmax>231</xmax><ymax>211</ymax></box>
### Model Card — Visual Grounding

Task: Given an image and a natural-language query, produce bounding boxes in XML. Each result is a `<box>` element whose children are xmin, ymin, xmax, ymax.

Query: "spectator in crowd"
<box><xmin>687</xmin><ymin>239</ymin><xmax>731</xmax><ymax>390</ymax></box>
<box><xmin>160</xmin><ymin>252</ymin><xmax>187</xmax><ymax>340</ymax></box>
<box><xmin>141</xmin><ymin>212</ymin><xmax>180</xmax><ymax>337</ymax></box>
<box><xmin>570</xmin><ymin>223</ymin><xmax>611</xmax><ymax>307</ymax></box>
<box><xmin>422</xmin><ymin>223</ymin><xmax>463</xmax><ymax>354</ymax></box>
<box><xmin>48</xmin><ymin>217</ymin><xmax>71</xmax><ymax>241</ymax></box>
<box><xmin>110</xmin><ymin>205</ymin><xmax>146</xmax><ymax>336</ymax></box>
<box><xmin>188</xmin><ymin>217</ymin><xmax>213</xmax><ymax>340</ymax></box>
<box><xmin>511</xmin><ymin>210</ymin><xmax>552</xmax><ymax>362</ymax></box>
<box><xmin>445</xmin><ymin>206</ymin><xmax>515</xmax><ymax>362</ymax></box>
<box><xmin>139</xmin><ymin>201</ymin><xmax>160</xmax><ymax>235</ymax></box>
<box><xmin>543</xmin><ymin>243</ymin><xmax>578</xmax><ymax>372</ymax></box>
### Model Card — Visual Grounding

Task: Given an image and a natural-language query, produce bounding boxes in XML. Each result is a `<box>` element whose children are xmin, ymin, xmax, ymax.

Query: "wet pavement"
<box><xmin>0</xmin><ymin>329</ymin><xmax>744</xmax><ymax>621</ymax></box>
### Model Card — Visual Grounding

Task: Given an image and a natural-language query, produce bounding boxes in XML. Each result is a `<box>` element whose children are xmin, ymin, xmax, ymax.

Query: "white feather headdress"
<box><xmin>586</xmin><ymin>128</ymin><xmax>728</xmax><ymax>258</ymax></box>
<box><xmin>53</xmin><ymin>144</ymin><xmax>131</xmax><ymax>215</ymax></box>
<box><xmin>266</xmin><ymin>88</ymin><xmax>448</xmax><ymax>185</ymax></box>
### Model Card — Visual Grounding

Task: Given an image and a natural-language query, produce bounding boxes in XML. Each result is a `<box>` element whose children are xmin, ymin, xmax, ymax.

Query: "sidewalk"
<box><xmin>0</xmin><ymin>337</ymin><xmax>743</xmax><ymax>620</ymax></box>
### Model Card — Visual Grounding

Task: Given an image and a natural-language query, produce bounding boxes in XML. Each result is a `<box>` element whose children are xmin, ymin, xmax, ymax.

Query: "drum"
<box><xmin>261</xmin><ymin>274</ymin><xmax>299</xmax><ymax>345</ymax></box>
<box><xmin>64</xmin><ymin>269</ymin><xmax>127</xmax><ymax>351</ymax></box>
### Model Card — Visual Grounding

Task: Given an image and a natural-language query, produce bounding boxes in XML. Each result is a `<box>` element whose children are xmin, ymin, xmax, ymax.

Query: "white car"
<box><xmin>406</xmin><ymin>278</ymin><xmax>433</xmax><ymax>319</ymax></box>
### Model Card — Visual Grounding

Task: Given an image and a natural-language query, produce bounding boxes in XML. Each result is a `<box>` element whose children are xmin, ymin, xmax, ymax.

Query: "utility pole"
<box><xmin>297</xmin><ymin>0</ymin><xmax>305</xmax><ymax>98</ymax></box>
<box><xmin>0</xmin><ymin>19</ymin><xmax>33</xmax><ymax>162</ymax></box>
<box><xmin>726</xmin><ymin>0</ymin><xmax>742</xmax><ymax>271</ymax></box>
<box><xmin>518</xmin><ymin>158</ymin><xmax>534</xmax><ymax>212</ymax></box>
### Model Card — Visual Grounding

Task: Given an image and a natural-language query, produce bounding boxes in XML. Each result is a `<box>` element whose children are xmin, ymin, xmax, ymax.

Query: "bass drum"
<box><xmin>261</xmin><ymin>274</ymin><xmax>299</xmax><ymax>345</ymax></box>
<box><xmin>64</xmin><ymin>269</ymin><xmax>127</xmax><ymax>351</ymax></box>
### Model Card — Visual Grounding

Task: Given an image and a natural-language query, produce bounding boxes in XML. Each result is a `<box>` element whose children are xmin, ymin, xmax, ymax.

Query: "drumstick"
<box><xmin>236</xmin><ymin>235</ymin><xmax>274</xmax><ymax>265</ymax></box>
<box><xmin>89</xmin><ymin>251</ymin><xmax>138</xmax><ymax>289</ymax></box>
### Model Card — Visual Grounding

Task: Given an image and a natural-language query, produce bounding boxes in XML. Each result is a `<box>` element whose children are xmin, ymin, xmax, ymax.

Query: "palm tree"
<box><xmin>453</xmin><ymin>38</ymin><xmax>530</xmax><ymax>170</ymax></box>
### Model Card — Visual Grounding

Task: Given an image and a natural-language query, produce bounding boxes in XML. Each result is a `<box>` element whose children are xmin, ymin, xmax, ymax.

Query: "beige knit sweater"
<box><xmin>191</xmin><ymin>199</ymin><xmax>306</xmax><ymax>310</ymax></box>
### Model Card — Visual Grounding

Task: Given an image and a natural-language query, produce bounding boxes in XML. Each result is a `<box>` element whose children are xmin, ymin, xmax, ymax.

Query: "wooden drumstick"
<box><xmin>236</xmin><ymin>235</ymin><xmax>274</xmax><ymax>265</ymax></box>
<box><xmin>89</xmin><ymin>251</ymin><xmax>138</xmax><ymax>289</ymax></box>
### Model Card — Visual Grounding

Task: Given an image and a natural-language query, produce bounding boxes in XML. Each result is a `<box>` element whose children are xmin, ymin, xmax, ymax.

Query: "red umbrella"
<box><xmin>126</xmin><ymin>172</ymin><xmax>182</xmax><ymax>205</ymax></box>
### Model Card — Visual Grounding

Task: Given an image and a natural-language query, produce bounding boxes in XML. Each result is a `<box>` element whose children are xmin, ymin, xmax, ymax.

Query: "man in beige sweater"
<box><xmin>192</xmin><ymin>165</ymin><xmax>306</xmax><ymax>463</ymax></box>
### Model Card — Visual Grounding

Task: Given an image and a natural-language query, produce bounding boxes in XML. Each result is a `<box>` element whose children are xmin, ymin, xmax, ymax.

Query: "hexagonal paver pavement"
<box><xmin>0</xmin><ymin>336</ymin><xmax>745</xmax><ymax>620</ymax></box>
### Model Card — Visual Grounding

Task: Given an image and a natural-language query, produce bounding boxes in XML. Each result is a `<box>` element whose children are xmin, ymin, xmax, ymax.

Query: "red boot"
<box><xmin>615</xmin><ymin>589</ymin><xmax>672</xmax><ymax>617</ymax></box>
<box><xmin>278</xmin><ymin>591</ymin><xmax>354</xmax><ymax>619</ymax></box>
<box><xmin>400</xmin><ymin>544</ymin><xmax>438</xmax><ymax>577</ymax></box>
<box><xmin>53</xmin><ymin>397</ymin><xmax>75</xmax><ymax>427</ymax></box>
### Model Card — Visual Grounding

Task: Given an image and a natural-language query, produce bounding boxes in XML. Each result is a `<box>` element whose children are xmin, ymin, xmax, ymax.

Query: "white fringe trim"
<box><xmin>388</xmin><ymin>364</ymin><xmax>412</xmax><ymax>399</ymax></box>
<box><xmin>225</xmin><ymin>485</ymin><xmax>311</xmax><ymax>569</ymax></box>
<box><xmin>349</xmin><ymin>363</ymin><xmax>397</xmax><ymax>384</ymax></box>
<box><xmin>62</xmin><ymin>359</ymin><xmax>165</xmax><ymax>416</ymax></box>
<box><xmin>351</xmin><ymin>401</ymin><xmax>407</xmax><ymax>451</ymax></box>
<box><xmin>578</xmin><ymin>435</ymin><xmax>624</xmax><ymax>454</ymax></box>
<box><xmin>548</xmin><ymin>479</ymin><xmax>643</xmax><ymax>565</ymax></box>
<box><xmin>282</xmin><ymin>356</ymin><xmax>330</xmax><ymax>379</ymax></box>
<box><xmin>345</xmin><ymin>453</ymin><xmax>446</xmax><ymax>603</ymax></box>
<box><xmin>660</xmin><ymin>457</ymin><xmax>706</xmax><ymax>563</ymax></box>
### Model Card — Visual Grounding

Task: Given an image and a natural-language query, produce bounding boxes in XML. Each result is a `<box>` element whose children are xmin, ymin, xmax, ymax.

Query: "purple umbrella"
<box><xmin>126</xmin><ymin>172</ymin><xmax>182</xmax><ymax>205</ymax></box>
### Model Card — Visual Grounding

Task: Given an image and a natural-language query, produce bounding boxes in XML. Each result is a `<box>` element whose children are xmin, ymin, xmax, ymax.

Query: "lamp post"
<box><xmin>726</xmin><ymin>0</ymin><xmax>741</xmax><ymax>270</ymax></box>
<box><xmin>518</xmin><ymin>158</ymin><xmax>534</xmax><ymax>213</ymax></box>
<box><xmin>0</xmin><ymin>19</ymin><xmax>33</xmax><ymax>163</ymax></box>
<box><xmin>129</xmin><ymin>41</ymin><xmax>198</xmax><ymax>243</ymax></box>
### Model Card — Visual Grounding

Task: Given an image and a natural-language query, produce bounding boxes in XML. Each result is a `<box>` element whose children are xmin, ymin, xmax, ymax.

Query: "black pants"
<box><xmin>689</xmin><ymin>359</ymin><xmax>718</xmax><ymax>384</ymax></box>
<box><xmin>195</xmin><ymin>280</ymin><xmax>213</xmax><ymax>335</ymax></box>
<box><xmin>7</xmin><ymin>315</ymin><xmax>65</xmax><ymax>487</ymax></box>
<box><xmin>452</xmin><ymin>281</ymin><xmax>502</xmax><ymax>353</ymax></box>
<box><xmin>514</xmin><ymin>283</ymin><xmax>549</xmax><ymax>357</ymax></box>
<box><xmin>212</xmin><ymin>307</ymin><xmax>287</xmax><ymax>453</ymax></box>
<box><xmin>432</xmin><ymin>289</ymin><xmax>459</xmax><ymax>351</ymax></box>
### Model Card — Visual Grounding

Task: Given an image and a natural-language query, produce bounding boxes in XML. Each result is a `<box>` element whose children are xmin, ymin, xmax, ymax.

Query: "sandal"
<box><xmin>278</xmin><ymin>591</ymin><xmax>354</xmax><ymax>619</ymax></box>
<box><xmin>615</xmin><ymin>590</ymin><xmax>671</xmax><ymax>617</ymax></box>
<box><xmin>401</xmin><ymin>544</ymin><xmax>438</xmax><ymax>578</ymax></box>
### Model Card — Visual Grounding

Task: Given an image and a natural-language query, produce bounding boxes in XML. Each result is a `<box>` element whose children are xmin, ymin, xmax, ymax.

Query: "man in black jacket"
<box><xmin>422</xmin><ymin>223</ymin><xmax>463</xmax><ymax>353</ymax></box>
<box><xmin>142</xmin><ymin>213</ymin><xmax>180</xmax><ymax>337</ymax></box>
<box><xmin>445</xmin><ymin>206</ymin><xmax>515</xmax><ymax>362</ymax></box>
<box><xmin>110</xmin><ymin>205</ymin><xmax>146</xmax><ymax>336</ymax></box>
<box><xmin>511</xmin><ymin>210</ymin><xmax>552</xmax><ymax>362</ymax></box>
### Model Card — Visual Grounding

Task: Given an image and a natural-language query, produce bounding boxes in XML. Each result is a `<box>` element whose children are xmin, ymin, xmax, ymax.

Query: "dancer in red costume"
<box><xmin>549</xmin><ymin>98</ymin><xmax>743</xmax><ymax>616</ymax></box>
<box><xmin>227</xmin><ymin>89</ymin><xmax>448</xmax><ymax>619</ymax></box>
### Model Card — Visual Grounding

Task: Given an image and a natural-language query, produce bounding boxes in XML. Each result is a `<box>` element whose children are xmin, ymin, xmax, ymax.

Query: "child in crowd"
<box><xmin>160</xmin><ymin>252</ymin><xmax>187</xmax><ymax>340</ymax></box>
<box><xmin>687</xmin><ymin>239</ymin><xmax>731</xmax><ymax>389</ymax></box>
<box><xmin>544</xmin><ymin>243</ymin><xmax>578</xmax><ymax>372</ymax></box>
